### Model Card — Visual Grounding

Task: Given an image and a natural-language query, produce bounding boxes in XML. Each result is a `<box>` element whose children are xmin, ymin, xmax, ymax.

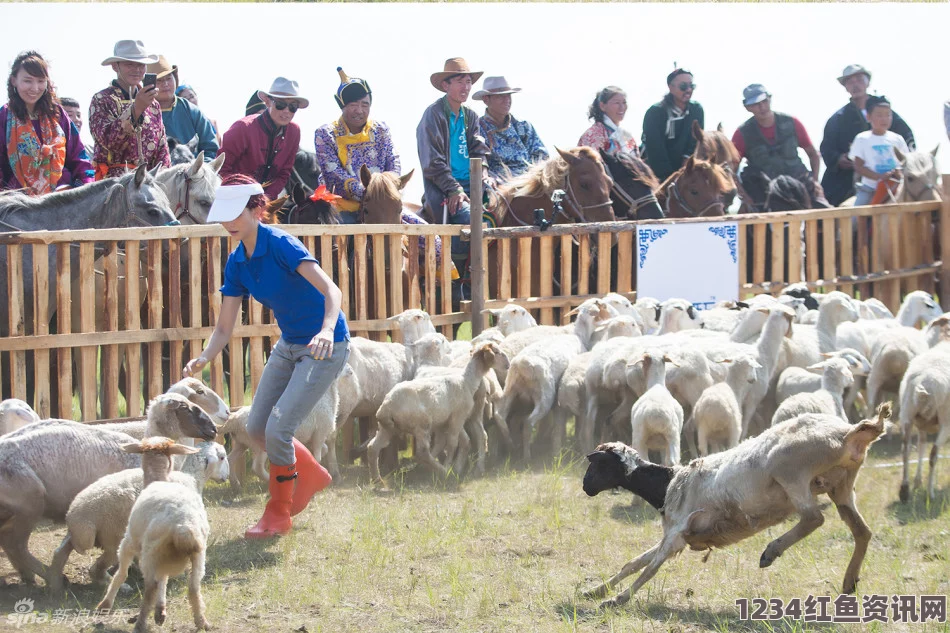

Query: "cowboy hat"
<box><xmin>472</xmin><ymin>76</ymin><xmax>522</xmax><ymax>101</ymax></box>
<box><xmin>837</xmin><ymin>64</ymin><xmax>871</xmax><ymax>85</ymax></box>
<box><xmin>257</xmin><ymin>77</ymin><xmax>310</xmax><ymax>109</ymax></box>
<box><xmin>101</xmin><ymin>40</ymin><xmax>159</xmax><ymax>66</ymax></box>
<box><xmin>430</xmin><ymin>58</ymin><xmax>483</xmax><ymax>92</ymax></box>
<box><xmin>146</xmin><ymin>55</ymin><xmax>178</xmax><ymax>84</ymax></box>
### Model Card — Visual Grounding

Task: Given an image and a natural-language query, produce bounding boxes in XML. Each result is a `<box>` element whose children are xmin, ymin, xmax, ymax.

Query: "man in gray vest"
<box><xmin>731</xmin><ymin>84</ymin><xmax>823</xmax><ymax>211</ymax></box>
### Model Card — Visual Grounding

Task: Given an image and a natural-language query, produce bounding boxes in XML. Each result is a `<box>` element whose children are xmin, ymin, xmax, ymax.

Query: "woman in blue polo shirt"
<box><xmin>183</xmin><ymin>173</ymin><xmax>349</xmax><ymax>539</ymax></box>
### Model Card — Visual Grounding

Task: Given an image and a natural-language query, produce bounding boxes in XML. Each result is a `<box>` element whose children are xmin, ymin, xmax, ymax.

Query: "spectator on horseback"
<box><xmin>579</xmin><ymin>86</ymin><xmax>638</xmax><ymax>158</ymax></box>
<box><xmin>218</xmin><ymin>77</ymin><xmax>308</xmax><ymax>200</ymax></box>
<box><xmin>175</xmin><ymin>83</ymin><xmax>223</xmax><ymax>147</ymax></box>
<box><xmin>314</xmin><ymin>67</ymin><xmax>400</xmax><ymax>224</ymax></box>
<box><xmin>849</xmin><ymin>98</ymin><xmax>908</xmax><ymax>206</ymax></box>
<box><xmin>416</xmin><ymin>57</ymin><xmax>490</xmax><ymax>271</ymax></box>
<box><xmin>474</xmin><ymin>76</ymin><xmax>548</xmax><ymax>183</ymax></box>
<box><xmin>731</xmin><ymin>84</ymin><xmax>823</xmax><ymax>211</ymax></box>
<box><xmin>59</xmin><ymin>97</ymin><xmax>83</xmax><ymax>132</ymax></box>
<box><xmin>819</xmin><ymin>64</ymin><xmax>915</xmax><ymax>206</ymax></box>
<box><xmin>146</xmin><ymin>56</ymin><xmax>218</xmax><ymax>162</ymax></box>
<box><xmin>640</xmin><ymin>68</ymin><xmax>704</xmax><ymax>182</ymax></box>
<box><xmin>89</xmin><ymin>40</ymin><xmax>170</xmax><ymax>180</ymax></box>
<box><xmin>1</xmin><ymin>51</ymin><xmax>93</xmax><ymax>194</ymax></box>
<box><xmin>183</xmin><ymin>173</ymin><xmax>349</xmax><ymax>539</ymax></box>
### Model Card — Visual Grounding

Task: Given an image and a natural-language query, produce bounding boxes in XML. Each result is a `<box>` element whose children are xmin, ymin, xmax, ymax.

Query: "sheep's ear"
<box><xmin>806</xmin><ymin>362</ymin><xmax>826</xmax><ymax>373</ymax></box>
<box><xmin>122</xmin><ymin>442</ymin><xmax>145</xmax><ymax>454</ymax></box>
<box><xmin>687</xmin><ymin>305</ymin><xmax>696</xmax><ymax>319</ymax></box>
<box><xmin>168</xmin><ymin>444</ymin><xmax>200</xmax><ymax>456</ymax></box>
<box><xmin>662</xmin><ymin>354</ymin><xmax>679</xmax><ymax>367</ymax></box>
<box><xmin>586</xmin><ymin>450</ymin><xmax>609</xmax><ymax>463</ymax></box>
<box><xmin>715</xmin><ymin>357</ymin><xmax>733</xmax><ymax>364</ymax></box>
<box><xmin>820</xmin><ymin>352</ymin><xmax>834</xmax><ymax>358</ymax></box>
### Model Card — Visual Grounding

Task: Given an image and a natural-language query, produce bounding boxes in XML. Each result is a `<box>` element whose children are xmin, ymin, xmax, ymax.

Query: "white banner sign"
<box><xmin>636</xmin><ymin>222</ymin><xmax>739</xmax><ymax>310</ymax></box>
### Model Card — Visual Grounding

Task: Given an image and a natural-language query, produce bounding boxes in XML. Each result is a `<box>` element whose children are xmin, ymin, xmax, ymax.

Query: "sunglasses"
<box><xmin>273</xmin><ymin>100</ymin><xmax>300</xmax><ymax>113</ymax></box>
<box><xmin>677</xmin><ymin>82</ymin><xmax>697</xmax><ymax>92</ymax></box>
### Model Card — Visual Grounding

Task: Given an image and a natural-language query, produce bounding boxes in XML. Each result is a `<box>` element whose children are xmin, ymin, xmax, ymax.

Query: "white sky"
<box><xmin>3</xmin><ymin>2</ymin><xmax>948</xmax><ymax>203</ymax></box>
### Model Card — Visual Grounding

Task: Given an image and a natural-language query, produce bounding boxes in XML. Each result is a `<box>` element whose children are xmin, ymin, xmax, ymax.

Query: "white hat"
<box><xmin>101</xmin><ymin>40</ymin><xmax>159</xmax><ymax>66</ymax></box>
<box><xmin>207</xmin><ymin>183</ymin><xmax>265</xmax><ymax>223</ymax></box>
<box><xmin>472</xmin><ymin>76</ymin><xmax>522</xmax><ymax>101</ymax></box>
<box><xmin>257</xmin><ymin>77</ymin><xmax>310</xmax><ymax>109</ymax></box>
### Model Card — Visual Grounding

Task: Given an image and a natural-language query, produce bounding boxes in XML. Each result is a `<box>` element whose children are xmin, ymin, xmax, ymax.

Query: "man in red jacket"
<box><xmin>218</xmin><ymin>77</ymin><xmax>308</xmax><ymax>200</ymax></box>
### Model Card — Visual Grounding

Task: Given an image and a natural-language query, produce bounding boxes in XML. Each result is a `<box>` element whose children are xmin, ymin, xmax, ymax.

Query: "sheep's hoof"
<box><xmin>95</xmin><ymin>602</ymin><xmax>112</xmax><ymax>615</ymax></box>
<box><xmin>598</xmin><ymin>595</ymin><xmax>629</xmax><ymax>610</ymax></box>
<box><xmin>155</xmin><ymin>606</ymin><xmax>166</xmax><ymax>624</ymax></box>
<box><xmin>899</xmin><ymin>483</ymin><xmax>910</xmax><ymax>503</ymax></box>
<box><xmin>759</xmin><ymin>546</ymin><xmax>779</xmax><ymax>568</ymax></box>
<box><xmin>196</xmin><ymin>617</ymin><xmax>212</xmax><ymax>630</ymax></box>
<box><xmin>582</xmin><ymin>585</ymin><xmax>610</xmax><ymax>600</ymax></box>
<box><xmin>842</xmin><ymin>576</ymin><xmax>858</xmax><ymax>595</ymax></box>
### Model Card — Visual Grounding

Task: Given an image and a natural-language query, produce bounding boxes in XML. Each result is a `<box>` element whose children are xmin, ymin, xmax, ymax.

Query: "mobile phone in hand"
<box><xmin>142</xmin><ymin>73</ymin><xmax>157</xmax><ymax>89</ymax></box>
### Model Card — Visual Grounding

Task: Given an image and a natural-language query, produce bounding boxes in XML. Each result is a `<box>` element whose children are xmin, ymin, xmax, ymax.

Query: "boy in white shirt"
<box><xmin>848</xmin><ymin>98</ymin><xmax>909</xmax><ymax>206</ymax></box>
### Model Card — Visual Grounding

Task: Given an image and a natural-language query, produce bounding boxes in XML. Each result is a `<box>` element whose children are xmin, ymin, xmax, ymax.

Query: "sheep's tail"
<box><xmin>913</xmin><ymin>384</ymin><xmax>937</xmax><ymax>420</ymax></box>
<box><xmin>171</xmin><ymin>524</ymin><xmax>203</xmax><ymax>556</ymax></box>
<box><xmin>844</xmin><ymin>402</ymin><xmax>889</xmax><ymax>461</ymax></box>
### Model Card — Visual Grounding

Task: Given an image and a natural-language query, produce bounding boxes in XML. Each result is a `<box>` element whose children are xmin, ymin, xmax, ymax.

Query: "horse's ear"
<box><xmin>360</xmin><ymin>164</ymin><xmax>373</xmax><ymax>188</ymax></box>
<box><xmin>188</xmin><ymin>152</ymin><xmax>204</xmax><ymax>178</ymax></box>
<box><xmin>209</xmin><ymin>153</ymin><xmax>226</xmax><ymax>174</ymax></box>
<box><xmin>931</xmin><ymin>145</ymin><xmax>940</xmax><ymax>159</ymax></box>
<box><xmin>684</xmin><ymin>155</ymin><xmax>696</xmax><ymax>172</ymax></box>
<box><xmin>134</xmin><ymin>164</ymin><xmax>148</xmax><ymax>187</ymax></box>
<box><xmin>555</xmin><ymin>147</ymin><xmax>578</xmax><ymax>166</ymax></box>
<box><xmin>716</xmin><ymin>122</ymin><xmax>724</xmax><ymax>133</ymax></box>
<box><xmin>691</xmin><ymin>120</ymin><xmax>704</xmax><ymax>141</ymax></box>
<box><xmin>148</xmin><ymin>163</ymin><xmax>162</xmax><ymax>179</ymax></box>
<box><xmin>893</xmin><ymin>147</ymin><xmax>906</xmax><ymax>165</ymax></box>
<box><xmin>292</xmin><ymin>183</ymin><xmax>308</xmax><ymax>207</ymax></box>
<box><xmin>399</xmin><ymin>169</ymin><xmax>414</xmax><ymax>190</ymax></box>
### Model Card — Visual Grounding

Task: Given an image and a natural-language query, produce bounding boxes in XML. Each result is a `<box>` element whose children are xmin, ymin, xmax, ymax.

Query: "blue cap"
<box><xmin>742</xmin><ymin>84</ymin><xmax>770</xmax><ymax>106</ymax></box>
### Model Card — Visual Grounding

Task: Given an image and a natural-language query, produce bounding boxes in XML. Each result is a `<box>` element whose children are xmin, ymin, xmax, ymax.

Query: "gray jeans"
<box><xmin>245</xmin><ymin>337</ymin><xmax>350</xmax><ymax>466</ymax></box>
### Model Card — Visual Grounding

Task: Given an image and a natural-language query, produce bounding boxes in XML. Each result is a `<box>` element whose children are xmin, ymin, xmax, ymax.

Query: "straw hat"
<box><xmin>101</xmin><ymin>40</ymin><xmax>159</xmax><ymax>66</ymax></box>
<box><xmin>430</xmin><ymin>58</ymin><xmax>483</xmax><ymax>92</ymax></box>
<box><xmin>472</xmin><ymin>76</ymin><xmax>522</xmax><ymax>101</ymax></box>
<box><xmin>257</xmin><ymin>77</ymin><xmax>310</xmax><ymax>109</ymax></box>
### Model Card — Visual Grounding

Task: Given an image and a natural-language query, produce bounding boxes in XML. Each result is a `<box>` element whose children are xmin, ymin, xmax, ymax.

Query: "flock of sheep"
<box><xmin>0</xmin><ymin>283</ymin><xmax>948</xmax><ymax>625</ymax></box>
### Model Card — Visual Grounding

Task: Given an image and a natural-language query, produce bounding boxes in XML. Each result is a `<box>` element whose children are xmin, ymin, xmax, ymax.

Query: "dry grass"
<box><xmin>1</xmin><ymin>435</ymin><xmax>948</xmax><ymax>632</ymax></box>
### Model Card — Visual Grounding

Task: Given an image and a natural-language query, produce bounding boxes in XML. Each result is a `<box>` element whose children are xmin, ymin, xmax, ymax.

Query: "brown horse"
<box><xmin>656</xmin><ymin>155</ymin><xmax>733</xmax><ymax>218</ymax></box>
<box><xmin>599</xmin><ymin>149</ymin><xmax>663</xmax><ymax>220</ymax></box>
<box><xmin>691</xmin><ymin>120</ymin><xmax>740</xmax><ymax>208</ymax></box>
<box><xmin>487</xmin><ymin>147</ymin><xmax>615</xmax><ymax>300</ymax></box>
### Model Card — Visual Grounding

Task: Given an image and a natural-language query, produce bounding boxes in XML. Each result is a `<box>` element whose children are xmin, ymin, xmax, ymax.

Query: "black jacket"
<box><xmin>819</xmin><ymin>98</ymin><xmax>914</xmax><ymax>206</ymax></box>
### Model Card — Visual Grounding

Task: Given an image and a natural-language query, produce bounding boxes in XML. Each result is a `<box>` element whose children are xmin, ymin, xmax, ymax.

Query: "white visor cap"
<box><xmin>207</xmin><ymin>182</ymin><xmax>266</xmax><ymax>223</ymax></box>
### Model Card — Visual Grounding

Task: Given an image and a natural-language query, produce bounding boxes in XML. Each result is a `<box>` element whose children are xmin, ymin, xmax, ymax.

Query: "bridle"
<box><xmin>173</xmin><ymin>172</ymin><xmax>206</xmax><ymax>225</ymax></box>
<box><xmin>561</xmin><ymin>174</ymin><xmax>612</xmax><ymax>223</ymax></box>
<box><xmin>610</xmin><ymin>180</ymin><xmax>659</xmax><ymax>217</ymax></box>
<box><xmin>665</xmin><ymin>177</ymin><xmax>725</xmax><ymax>218</ymax></box>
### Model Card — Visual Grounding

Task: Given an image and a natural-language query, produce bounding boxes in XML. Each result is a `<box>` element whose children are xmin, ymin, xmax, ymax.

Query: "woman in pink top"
<box><xmin>578</xmin><ymin>86</ymin><xmax>639</xmax><ymax>157</ymax></box>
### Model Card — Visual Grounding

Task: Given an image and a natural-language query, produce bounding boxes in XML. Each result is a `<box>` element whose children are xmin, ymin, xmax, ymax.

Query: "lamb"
<box><xmin>474</xmin><ymin>303</ymin><xmax>537</xmax><ymax>344</ymax></box>
<box><xmin>898</xmin><ymin>316</ymin><xmax>950</xmax><ymax>502</ymax></box>
<box><xmin>581</xmin><ymin>404</ymin><xmax>889</xmax><ymax>609</ymax></box>
<box><xmin>369</xmin><ymin>341</ymin><xmax>509</xmax><ymax>483</ymax></box>
<box><xmin>689</xmin><ymin>354</ymin><xmax>762</xmax><ymax>456</ymax></box>
<box><xmin>97</xmin><ymin>438</ymin><xmax>212</xmax><ymax>632</ymax></box>
<box><xmin>497</xmin><ymin>302</ymin><xmax>607</xmax><ymax>460</ymax></box>
<box><xmin>0</xmin><ymin>393</ymin><xmax>216</xmax><ymax>587</ymax></box>
<box><xmin>634</xmin><ymin>297</ymin><xmax>661</xmax><ymax>334</ymax></box>
<box><xmin>628</xmin><ymin>350</ymin><xmax>683</xmax><ymax>466</ymax></box>
<box><xmin>388</xmin><ymin>308</ymin><xmax>436</xmax><ymax>344</ymax></box>
<box><xmin>47</xmin><ymin>441</ymin><xmax>228</xmax><ymax>595</ymax></box>
<box><xmin>0</xmin><ymin>398</ymin><xmax>40</xmax><ymax>435</ymax></box>
<box><xmin>341</xmin><ymin>336</ymin><xmax>412</xmax><ymax>442</ymax></box>
<box><xmin>776</xmin><ymin>348</ymin><xmax>871</xmax><ymax>404</ymax></box>
<box><xmin>656</xmin><ymin>298</ymin><xmax>703</xmax><ymax>335</ymax></box>
<box><xmin>771</xmin><ymin>358</ymin><xmax>854</xmax><ymax>426</ymax></box>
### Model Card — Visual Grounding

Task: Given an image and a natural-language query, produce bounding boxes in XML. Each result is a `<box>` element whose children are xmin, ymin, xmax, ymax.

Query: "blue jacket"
<box><xmin>161</xmin><ymin>97</ymin><xmax>219</xmax><ymax>161</ymax></box>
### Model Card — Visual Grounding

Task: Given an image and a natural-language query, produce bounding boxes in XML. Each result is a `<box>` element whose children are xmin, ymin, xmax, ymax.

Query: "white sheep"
<box><xmin>627</xmin><ymin>350</ymin><xmax>683</xmax><ymax>466</ymax></box>
<box><xmin>634</xmin><ymin>297</ymin><xmax>661</xmax><ymax>334</ymax></box>
<box><xmin>656</xmin><ymin>298</ymin><xmax>703</xmax><ymax>335</ymax></box>
<box><xmin>47</xmin><ymin>441</ymin><xmax>227</xmax><ymax>595</ymax></box>
<box><xmin>698</xmin><ymin>300</ymin><xmax>749</xmax><ymax>334</ymax></box>
<box><xmin>771</xmin><ymin>357</ymin><xmax>854</xmax><ymax>425</ymax></box>
<box><xmin>369</xmin><ymin>341</ymin><xmax>509</xmax><ymax>483</ymax></box>
<box><xmin>690</xmin><ymin>354</ymin><xmax>762</xmax><ymax>456</ymax></box>
<box><xmin>97</xmin><ymin>438</ymin><xmax>212</xmax><ymax>632</ymax></box>
<box><xmin>0</xmin><ymin>393</ymin><xmax>216</xmax><ymax>586</ymax></box>
<box><xmin>581</xmin><ymin>404</ymin><xmax>890</xmax><ymax>609</ymax></box>
<box><xmin>836</xmin><ymin>291</ymin><xmax>942</xmax><ymax>360</ymax></box>
<box><xmin>0</xmin><ymin>398</ymin><xmax>40</xmax><ymax>435</ymax></box>
<box><xmin>866</xmin><ymin>326</ymin><xmax>929</xmax><ymax>411</ymax></box>
<box><xmin>776</xmin><ymin>348</ymin><xmax>871</xmax><ymax>404</ymax></box>
<box><xmin>498</xmin><ymin>301</ymin><xmax>607</xmax><ymax>460</ymax></box>
<box><xmin>898</xmin><ymin>316</ymin><xmax>950</xmax><ymax>502</ymax></box>
<box><xmin>474</xmin><ymin>304</ymin><xmax>538</xmax><ymax>344</ymax></box>
<box><xmin>388</xmin><ymin>308</ymin><xmax>436</xmax><ymax>344</ymax></box>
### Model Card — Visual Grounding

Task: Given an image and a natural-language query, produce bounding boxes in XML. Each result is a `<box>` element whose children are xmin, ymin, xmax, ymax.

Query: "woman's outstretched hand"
<box><xmin>183</xmin><ymin>356</ymin><xmax>209</xmax><ymax>378</ymax></box>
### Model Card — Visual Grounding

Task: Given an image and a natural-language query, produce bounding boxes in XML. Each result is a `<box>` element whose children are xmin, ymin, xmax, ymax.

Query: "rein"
<box><xmin>173</xmin><ymin>172</ymin><xmax>205</xmax><ymax>224</ymax></box>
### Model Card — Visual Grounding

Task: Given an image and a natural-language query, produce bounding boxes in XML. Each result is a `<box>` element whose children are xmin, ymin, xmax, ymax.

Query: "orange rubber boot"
<box><xmin>289</xmin><ymin>438</ymin><xmax>332</xmax><ymax>516</ymax></box>
<box><xmin>245</xmin><ymin>464</ymin><xmax>295</xmax><ymax>539</ymax></box>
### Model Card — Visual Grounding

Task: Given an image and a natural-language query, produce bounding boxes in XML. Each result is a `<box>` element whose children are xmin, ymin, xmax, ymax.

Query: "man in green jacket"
<box><xmin>641</xmin><ymin>68</ymin><xmax>704</xmax><ymax>182</ymax></box>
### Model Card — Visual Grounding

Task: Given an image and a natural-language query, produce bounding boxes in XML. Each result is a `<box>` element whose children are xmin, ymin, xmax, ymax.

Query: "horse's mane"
<box><xmin>612</xmin><ymin>152</ymin><xmax>660</xmax><ymax>191</ymax></box>
<box><xmin>765</xmin><ymin>175</ymin><xmax>810</xmax><ymax>212</ymax></box>
<box><xmin>496</xmin><ymin>147</ymin><xmax>601</xmax><ymax>215</ymax></box>
<box><xmin>693</xmin><ymin>123</ymin><xmax>740</xmax><ymax>168</ymax></box>
<box><xmin>904</xmin><ymin>151</ymin><xmax>937</xmax><ymax>180</ymax></box>
<box><xmin>0</xmin><ymin>171</ymin><xmax>139</xmax><ymax>213</ymax></box>
<box><xmin>364</xmin><ymin>171</ymin><xmax>402</xmax><ymax>206</ymax></box>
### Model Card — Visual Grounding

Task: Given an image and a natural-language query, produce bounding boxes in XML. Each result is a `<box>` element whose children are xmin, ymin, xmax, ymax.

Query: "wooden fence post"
<box><xmin>470</xmin><ymin>158</ymin><xmax>485</xmax><ymax>337</ymax></box>
<box><xmin>940</xmin><ymin>176</ymin><xmax>950</xmax><ymax>310</ymax></box>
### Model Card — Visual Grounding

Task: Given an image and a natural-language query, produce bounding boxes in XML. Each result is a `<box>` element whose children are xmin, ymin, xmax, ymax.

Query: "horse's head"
<box><xmin>897</xmin><ymin>146</ymin><xmax>941</xmax><ymax>202</ymax></box>
<box><xmin>167</xmin><ymin>152</ymin><xmax>225</xmax><ymax>224</ymax></box>
<box><xmin>765</xmin><ymin>175</ymin><xmax>811</xmax><ymax>212</ymax></box>
<box><xmin>287</xmin><ymin>184</ymin><xmax>340</xmax><ymax>225</ymax></box>
<box><xmin>556</xmin><ymin>146</ymin><xmax>614</xmax><ymax>222</ymax></box>
<box><xmin>113</xmin><ymin>165</ymin><xmax>177</xmax><ymax>227</ymax></box>
<box><xmin>691</xmin><ymin>120</ymin><xmax>740</xmax><ymax>173</ymax></box>
<box><xmin>665</xmin><ymin>156</ymin><xmax>730</xmax><ymax>218</ymax></box>
<box><xmin>361</xmin><ymin>165</ymin><xmax>412</xmax><ymax>224</ymax></box>
<box><xmin>599</xmin><ymin>148</ymin><xmax>662</xmax><ymax>220</ymax></box>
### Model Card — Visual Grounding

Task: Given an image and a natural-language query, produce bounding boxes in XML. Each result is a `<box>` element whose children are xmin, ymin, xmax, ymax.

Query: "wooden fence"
<box><xmin>0</xmin><ymin>223</ymin><xmax>463</xmax><ymax>421</ymax></box>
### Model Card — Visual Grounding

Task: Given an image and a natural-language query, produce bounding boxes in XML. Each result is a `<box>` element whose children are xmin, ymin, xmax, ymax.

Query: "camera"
<box><xmin>142</xmin><ymin>73</ymin><xmax>157</xmax><ymax>88</ymax></box>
